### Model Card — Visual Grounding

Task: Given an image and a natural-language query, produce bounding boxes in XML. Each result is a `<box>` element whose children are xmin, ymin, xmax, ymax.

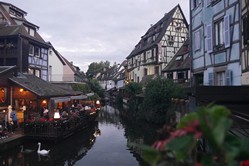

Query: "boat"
<box><xmin>23</xmin><ymin>108</ymin><xmax>98</xmax><ymax>142</ymax></box>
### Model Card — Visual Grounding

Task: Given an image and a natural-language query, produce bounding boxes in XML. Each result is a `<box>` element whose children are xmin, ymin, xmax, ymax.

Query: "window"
<box><xmin>34</xmin><ymin>46</ymin><xmax>40</xmax><ymax>57</ymax></box>
<box><xmin>168</xmin><ymin>35</ymin><xmax>174</xmax><ymax>46</ymax></box>
<box><xmin>29</xmin><ymin>68</ymin><xmax>41</xmax><ymax>78</ymax></box>
<box><xmin>216</xmin><ymin>71</ymin><xmax>225</xmax><ymax>86</ymax></box>
<box><xmin>214</xmin><ymin>19</ymin><xmax>224</xmax><ymax>47</ymax></box>
<box><xmin>29</xmin><ymin>45</ymin><xmax>34</xmax><ymax>55</ymax></box>
<box><xmin>35</xmin><ymin>70</ymin><xmax>40</xmax><ymax>77</ymax></box>
<box><xmin>0</xmin><ymin>87</ymin><xmax>7</xmax><ymax>105</ymax></box>
<box><xmin>29</xmin><ymin>28</ymin><xmax>35</xmax><ymax>36</ymax></box>
<box><xmin>144</xmin><ymin>68</ymin><xmax>148</xmax><ymax>76</ymax></box>
<box><xmin>155</xmin><ymin>66</ymin><xmax>159</xmax><ymax>75</ymax></box>
<box><xmin>213</xmin><ymin>15</ymin><xmax>230</xmax><ymax>50</ymax></box>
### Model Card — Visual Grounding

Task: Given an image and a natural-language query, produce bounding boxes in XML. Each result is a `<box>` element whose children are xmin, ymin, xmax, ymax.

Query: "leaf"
<box><xmin>166</xmin><ymin>135</ymin><xmax>194</xmax><ymax>160</ymax></box>
<box><xmin>177</xmin><ymin>112</ymin><xmax>198</xmax><ymax>129</ymax></box>
<box><xmin>140</xmin><ymin>145</ymin><xmax>161</xmax><ymax>166</ymax></box>
<box><xmin>212</xmin><ymin>117</ymin><xmax>232</xmax><ymax>146</ymax></box>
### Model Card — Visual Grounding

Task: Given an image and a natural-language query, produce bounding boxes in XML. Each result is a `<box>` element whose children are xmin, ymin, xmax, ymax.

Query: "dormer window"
<box><xmin>9</xmin><ymin>9</ymin><xmax>15</xmax><ymax>16</ymax></box>
<box><xmin>25</xmin><ymin>26</ymin><xmax>35</xmax><ymax>37</ymax></box>
<box><xmin>29</xmin><ymin>28</ymin><xmax>35</xmax><ymax>36</ymax></box>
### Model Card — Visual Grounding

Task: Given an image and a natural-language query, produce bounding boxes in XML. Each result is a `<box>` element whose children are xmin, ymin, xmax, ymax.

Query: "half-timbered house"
<box><xmin>162</xmin><ymin>39</ymin><xmax>190</xmax><ymax>87</ymax></box>
<box><xmin>0</xmin><ymin>2</ymin><xmax>50</xmax><ymax>81</ymax></box>
<box><xmin>126</xmin><ymin>5</ymin><xmax>188</xmax><ymax>83</ymax></box>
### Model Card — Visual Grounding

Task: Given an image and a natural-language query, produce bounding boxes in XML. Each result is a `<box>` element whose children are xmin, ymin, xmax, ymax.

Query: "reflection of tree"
<box><xmin>98</xmin><ymin>105</ymin><xmax>122</xmax><ymax>127</ymax></box>
<box><xmin>101</xmin><ymin>104</ymin><xmax>163</xmax><ymax>166</ymax></box>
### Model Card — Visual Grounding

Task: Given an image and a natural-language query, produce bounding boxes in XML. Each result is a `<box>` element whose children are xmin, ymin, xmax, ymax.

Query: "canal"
<box><xmin>0</xmin><ymin>104</ymin><xmax>162</xmax><ymax>166</ymax></box>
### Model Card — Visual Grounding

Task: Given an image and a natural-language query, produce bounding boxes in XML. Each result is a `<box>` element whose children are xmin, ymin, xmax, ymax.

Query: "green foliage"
<box><xmin>88</xmin><ymin>79</ymin><xmax>105</xmax><ymax>98</ymax></box>
<box><xmin>71</xmin><ymin>83</ymin><xmax>90</xmax><ymax>94</ymax></box>
<box><xmin>124</xmin><ymin>82</ymin><xmax>142</xmax><ymax>98</ymax></box>
<box><xmin>86</xmin><ymin>61</ymin><xmax>110</xmax><ymax>78</ymax></box>
<box><xmin>142</xmin><ymin>105</ymin><xmax>249</xmax><ymax>166</ymax></box>
<box><xmin>140</xmin><ymin>77</ymin><xmax>185</xmax><ymax>124</ymax></box>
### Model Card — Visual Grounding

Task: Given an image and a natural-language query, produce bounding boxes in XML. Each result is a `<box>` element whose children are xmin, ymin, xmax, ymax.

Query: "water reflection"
<box><xmin>0</xmin><ymin>121</ymin><xmax>100</xmax><ymax>166</ymax></box>
<box><xmin>0</xmin><ymin>104</ymin><xmax>161</xmax><ymax>166</ymax></box>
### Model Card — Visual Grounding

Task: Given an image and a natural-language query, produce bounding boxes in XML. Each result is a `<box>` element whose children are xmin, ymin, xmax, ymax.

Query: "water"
<box><xmin>0</xmin><ymin>105</ymin><xmax>162</xmax><ymax>166</ymax></box>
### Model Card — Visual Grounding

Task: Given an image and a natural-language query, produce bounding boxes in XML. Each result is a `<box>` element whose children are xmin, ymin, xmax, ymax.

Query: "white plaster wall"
<box><xmin>48</xmin><ymin>48</ymin><xmax>64</xmax><ymax>82</ymax></box>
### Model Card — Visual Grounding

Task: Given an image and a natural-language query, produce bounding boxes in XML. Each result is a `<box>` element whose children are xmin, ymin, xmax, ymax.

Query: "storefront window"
<box><xmin>0</xmin><ymin>87</ymin><xmax>7</xmax><ymax>106</ymax></box>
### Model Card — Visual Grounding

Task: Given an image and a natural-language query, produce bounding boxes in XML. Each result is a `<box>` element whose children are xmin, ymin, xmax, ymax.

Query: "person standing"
<box><xmin>10</xmin><ymin>107</ymin><xmax>18</xmax><ymax>132</ymax></box>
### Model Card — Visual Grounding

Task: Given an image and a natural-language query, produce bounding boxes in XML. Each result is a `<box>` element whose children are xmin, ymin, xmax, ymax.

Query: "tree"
<box><xmin>86</xmin><ymin>61</ymin><xmax>110</xmax><ymax>78</ymax></box>
<box><xmin>140</xmin><ymin>77</ymin><xmax>185</xmax><ymax>124</ymax></box>
<box><xmin>71</xmin><ymin>83</ymin><xmax>90</xmax><ymax>94</ymax></box>
<box><xmin>88</xmin><ymin>79</ymin><xmax>105</xmax><ymax>98</ymax></box>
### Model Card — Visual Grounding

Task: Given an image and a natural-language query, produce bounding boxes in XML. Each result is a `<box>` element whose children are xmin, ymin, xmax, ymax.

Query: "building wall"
<box><xmin>191</xmin><ymin>0</ymin><xmax>241</xmax><ymax>86</ymax></box>
<box><xmin>63</xmin><ymin>64</ymin><xmax>75</xmax><ymax>82</ymax></box>
<box><xmin>48</xmin><ymin>48</ymin><xmax>64</xmax><ymax>82</ymax></box>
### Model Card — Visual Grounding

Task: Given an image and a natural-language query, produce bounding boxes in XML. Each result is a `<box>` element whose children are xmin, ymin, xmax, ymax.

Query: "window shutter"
<box><xmin>243</xmin><ymin>16</ymin><xmax>248</xmax><ymax>45</ymax></box>
<box><xmin>225</xmin><ymin>70</ymin><xmax>233</xmax><ymax>86</ymax></box>
<box><xmin>224</xmin><ymin>15</ymin><xmax>231</xmax><ymax>48</ymax></box>
<box><xmin>208</xmin><ymin>72</ymin><xmax>214</xmax><ymax>85</ymax></box>
<box><xmin>206</xmin><ymin>24</ymin><xmax>213</xmax><ymax>53</ymax></box>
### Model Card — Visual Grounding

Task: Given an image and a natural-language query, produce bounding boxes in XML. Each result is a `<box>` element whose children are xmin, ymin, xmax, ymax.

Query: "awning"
<box><xmin>86</xmin><ymin>93</ymin><xmax>94</xmax><ymax>97</ymax></box>
<box><xmin>70</xmin><ymin>95</ymin><xmax>87</xmax><ymax>100</ymax></box>
<box><xmin>50</xmin><ymin>97</ymin><xmax>71</xmax><ymax>103</ymax></box>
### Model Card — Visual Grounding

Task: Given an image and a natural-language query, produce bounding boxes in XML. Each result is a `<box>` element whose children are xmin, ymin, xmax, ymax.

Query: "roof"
<box><xmin>0</xmin><ymin>66</ymin><xmax>15</xmax><ymax>75</ymax></box>
<box><xmin>9</xmin><ymin>73</ymin><xmax>77</xmax><ymax>97</ymax></box>
<box><xmin>127</xmin><ymin>4</ymin><xmax>187</xmax><ymax>59</ymax></box>
<box><xmin>96</xmin><ymin>66</ymin><xmax>118</xmax><ymax>81</ymax></box>
<box><xmin>0</xmin><ymin>25</ymin><xmax>49</xmax><ymax>46</ymax></box>
<box><xmin>162</xmin><ymin>39</ymin><xmax>190</xmax><ymax>72</ymax></box>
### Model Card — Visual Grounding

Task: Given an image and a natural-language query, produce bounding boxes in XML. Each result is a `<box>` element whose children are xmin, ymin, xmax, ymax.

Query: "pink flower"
<box><xmin>240</xmin><ymin>160</ymin><xmax>249</xmax><ymax>166</ymax></box>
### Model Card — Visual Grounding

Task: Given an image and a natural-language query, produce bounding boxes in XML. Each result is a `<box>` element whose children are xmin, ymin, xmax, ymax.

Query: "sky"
<box><xmin>3</xmin><ymin>0</ymin><xmax>189</xmax><ymax>72</ymax></box>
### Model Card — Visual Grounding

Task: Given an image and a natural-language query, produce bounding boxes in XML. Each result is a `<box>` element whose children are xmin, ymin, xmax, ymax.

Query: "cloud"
<box><xmin>4</xmin><ymin>0</ymin><xmax>189</xmax><ymax>72</ymax></box>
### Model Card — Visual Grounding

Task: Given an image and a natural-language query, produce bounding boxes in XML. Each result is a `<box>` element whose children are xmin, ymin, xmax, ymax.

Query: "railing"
<box><xmin>230</xmin><ymin>111</ymin><xmax>249</xmax><ymax>138</ymax></box>
<box><xmin>24</xmin><ymin>112</ymin><xmax>98</xmax><ymax>141</ymax></box>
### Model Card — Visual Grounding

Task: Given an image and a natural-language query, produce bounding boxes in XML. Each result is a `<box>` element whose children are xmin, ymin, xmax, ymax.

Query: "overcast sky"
<box><xmin>3</xmin><ymin>0</ymin><xmax>189</xmax><ymax>72</ymax></box>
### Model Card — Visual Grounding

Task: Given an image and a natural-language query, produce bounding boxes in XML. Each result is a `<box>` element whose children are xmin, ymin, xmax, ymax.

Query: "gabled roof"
<box><xmin>0</xmin><ymin>25</ymin><xmax>49</xmax><ymax>46</ymax></box>
<box><xmin>47</xmin><ymin>42</ymin><xmax>66</xmax><ymax>65</ymax></box>
<box><xmin>60</xmin><ymin>55</ymin><xmax>84</xmax><ymax>78</ymax></box>
<box><xmin>9</xmin><ymin>73</ymin><xmax>76</xmax><ymax>97</ymax></box>
<box><xmin>127</xmin><ymin>4</ymin><xmax>187</xmax><ymax>59</ymax></box>
<box><xmin>162</xmin><ymin>39</ymin><xmax>190</xmax><ymax>72</ymax></box>
<box><xmin>96</xmin><ymin>66</ymin><xmax>118</xmax><ymax>81</ymax></box>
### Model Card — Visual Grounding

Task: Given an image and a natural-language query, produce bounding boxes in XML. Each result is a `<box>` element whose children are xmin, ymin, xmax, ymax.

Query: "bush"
<box><xmin>140</xmin><ymin>77</ymin><xmax>185</xmax><ymax>124</ymax></box>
